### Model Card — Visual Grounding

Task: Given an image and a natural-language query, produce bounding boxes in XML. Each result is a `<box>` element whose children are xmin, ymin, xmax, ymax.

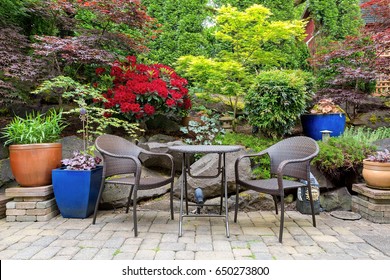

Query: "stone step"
<box><xmin>5</xmin><ymin>185</ymin><xmax>53</xmax><ymax>198</ymax></box>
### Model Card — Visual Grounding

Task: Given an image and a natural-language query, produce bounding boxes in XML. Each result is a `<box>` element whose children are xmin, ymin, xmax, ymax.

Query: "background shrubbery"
<box><xmin>245</xmin><ymin>70</ymin><xmax>313</xmax><ymax>138</ymax></box>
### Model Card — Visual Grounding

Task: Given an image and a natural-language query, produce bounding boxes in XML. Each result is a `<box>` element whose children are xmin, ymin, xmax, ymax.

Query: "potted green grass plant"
<box><xmin>1</xmin><ymin>109</ymin><xmax>66</xmax><ymax>187</ymax></box>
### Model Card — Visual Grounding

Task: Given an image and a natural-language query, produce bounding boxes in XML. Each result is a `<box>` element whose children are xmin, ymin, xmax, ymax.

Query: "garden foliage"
<box><xmin>312</xmin><ymin>126</ymin><xmax>390</xmax><ymax>184</ymax></box>
<box><xmin>96</xmin><ymin>56</ymin><xmax>191</xmax><ymax>123</ymax></box>
<box><xmin>245</xmin><ymin>70</ymin><xmax>313</xmax><ymax>138</ymax></box>
<box><xmin>177</xmin><ymin>4</ymin><xmax>307</xmax><ymax>120</ymax></box>
<box><xmin>310</xmin><ymin>0</ymin><xmax>390</xmax><ymax>120</ymax></box>
<box><xmin>0</xmin><ymin>0</ymin><xmax>158</xmax><ymax>108</ymax></box>
<box><xmin>309</xmin><ymin>0</ymin><xmax>363</xmax><ymax>40</ymax></box>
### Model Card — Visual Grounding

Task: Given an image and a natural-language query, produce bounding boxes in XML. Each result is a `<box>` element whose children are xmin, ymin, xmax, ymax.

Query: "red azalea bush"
<box><xmin>95</xmin><ymin>56</ymin><xmax>191</xmax><ymax>122</ymax></box>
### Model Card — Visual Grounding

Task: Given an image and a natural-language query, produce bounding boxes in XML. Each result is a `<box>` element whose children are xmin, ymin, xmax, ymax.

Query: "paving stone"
<box><xmin>15</xmin><ymin>201</ymin><xmax>37</xmax><ymax>209</ymax></box>
<box><xmin>1</xmin><ymin>234</ymin><xmax>26</xmax><ymax>245</ymax></box>
<box><xmin>37</xmin><ymin>210</ymin><xmax>59</xmax><ymax>222</ymax></box>
<box><xmin>31</xmin><ymin>246</ymin><xmax>62</xmax><ymax>260</ymax></box>
<box><xmin>60</xmin><ymin>229</ymin><xmax>82</xmax><ymax>239</ymax></box>
<box><xmin>7</xmin><ymin>242</ymin><xmax>30</xmax><ymax>250</ymax></box>
<box><xmin>248</xmin><ymin>241</ymin><xmax>269</xmax><ymax>253</ymax></box>
<box><xmin>186</xmin><ymin>242</ymin><xmax>213</xmax><ymax>251</ymax></box>
<box><xmin>0</xmin><ymin>249</ymin><xmax>18</xmax><ymax>259</ymax></box>
<box><xmin>212</xmin><ymin>240</ymin><xmax>231</xmax><ymax>251</ymax></box>
<box><xmin>295</xmin><ymin>245</ymin><xmax>325</xmax><ymax>255</ymax></box>
<box><xmin>11</xmin><ymin>246</ymin><xmax>45</xmax><ymax>260</ymax></box>
<box><xmin>51</xmin><ymin>255</ymin><xmax>73</xmax><ymax>260</ymax></box>
<box><xmin>5</xmin><ymin>201</ymin><xmax>16</xmax><ymax>209</ymax></box>
<box><xmin>311</xmin><ymin>235</ymin><xmax>339</xmax><ymax>243</ymax></box>
<box><xmin>134</xmin><ymin>249</ymin><xmax>156</xmax><ymax>260</ymax></box>
<box><xmin>57</xmin><ymin>247</ymin><xmax>80</xmax><ymax>256</ymax></box>
<box><xmin>159</xmin><ymin>242</ymin><xmax>186</xmax><ymax>251</ymax></box>
<box><xmin>175</xmin><ymin>251</ymin><xmax>195</xmax><ymax>260</ymax></box>
<box><xmin>50</xmin><ymin>239</ymin><xmax>79</xmax><ymax>247</ymax></box>
<box><xmin>195</xmin><ymin>251</ymin><xmax>234</xmax><ymax>260</ymax></box>
<box><xmin>36</xmin><ymin>198</ymin><xmax>56</xmax><ymax>209</ymax></box>
<box><xmin>73</xmin><ymin>248</ymin><xmax>99</xmax><ymax>260</ymax></box>
<box><xmin>140</xmin><ymin>238</ymin><xmax>161</xmax><ymax>250</ymax></box>
<box><xmin>113</xmin><ymin>253</ymin><xmax>135</xmax><ymax>260</ymax></box>
<box><xmin>32</xmin><ymin>236</ymin><xmax>58</xmax><ymax>247</ymax></box>
<box><xmin>93</xmin><ymin>248</ymin><xmax>116</xmax><ymax>260</ymax></box>
<box><xmin>195</xmin><ymin>234</ymin><xmax>212</xmax><ymax>243</ymax></box>
<box><xmin>232</xmin><ymin>248</ymin><xmax>253</xmax><ymax>258</ymax></box>
<box><xmin>16</xmin><ymin>215</ymin><xmax>37</xmax><ymax>222</ymax></box>
<box><xmin>103</xmin><ymin>237</ymin><xmax>126</xmax><ymax>248</ymax></box>
<box><xmin>5</xmin><ymin>185</ymin><xmax>53</xmax><ymax>198</ymax></box>
<box><xmin>6</xmin><ymin>209</ymin><xmax>26</xmax><ymax>216</ymax></box>
<box><xmin>155</xmin><ymin>250</ymin><xmax>175</xmax><ymax>260</ymax></box>
<box><xmin>119</xmin><ymin>244</ymin><xmax>139</xmax><ymax>253</ymax></box>
<box><xmin>161</xmin><ymin>233</ymin><xmax>179</xmax><ymax>243</ymax></box>
<box><xmin>252</xmin><ymin>252</ymin><xmax>274</xmax><ymax>260</ymax></box>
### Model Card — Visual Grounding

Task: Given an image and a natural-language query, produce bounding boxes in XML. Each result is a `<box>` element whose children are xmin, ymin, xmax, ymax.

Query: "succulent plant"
<box><xmin>366</xmin><ymin>149</ymin><xmax>390</xmax><ymax>163</ymax></box>
<box><xmin>61</xmin><ymin>151</ymin><xmax>102</xmax><ymax>170</ymax></box>
<box><xmin>310</xmin><ymin>98</ymin><xmax>343</xmax><ymax>114</ymax></box>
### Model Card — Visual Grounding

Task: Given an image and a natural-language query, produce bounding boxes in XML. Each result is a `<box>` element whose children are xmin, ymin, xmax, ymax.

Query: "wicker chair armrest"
<box><xmin>275</xmin><ymin>154</ymin><xmax>317</xmax><ymax>192</ymax></box>
<box><xmin>235</xmin><ymin>150</ymin><xmax>269</xmax><ymax>179</ymax></box>
<box><xmin>101</xmin><ymin>151</ymin><xmax>142</xmax><ymax>182</ymax></box>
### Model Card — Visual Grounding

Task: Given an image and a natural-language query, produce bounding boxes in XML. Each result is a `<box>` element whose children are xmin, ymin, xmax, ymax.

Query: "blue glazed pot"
<box><xmin>300</xmin><ymin>113</ymin><xmax>346</xmax><ymax>141</ymax></box>
<box><xmin>52</xmin><ymin>166</ymin><xmax>103</xmax><ymax>218</ymax></box>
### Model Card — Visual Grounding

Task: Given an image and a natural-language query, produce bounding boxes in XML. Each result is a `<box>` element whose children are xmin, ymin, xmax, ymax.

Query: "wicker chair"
<box><xmin>234</xmin><ymin>136</ymin><xmax>319</xmax><ymax>243</ymax></box>
<box><xmin>92</xmin><ymin>134</ymin><xmax>175</xmax><ymax>237</ymax></box>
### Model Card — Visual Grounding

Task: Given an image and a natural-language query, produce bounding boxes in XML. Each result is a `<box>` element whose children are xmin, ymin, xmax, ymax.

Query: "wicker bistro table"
<box><xmin>168</xmin><ymin>145</ymin><xmax>241</xmax><ymax>237</ymax></box>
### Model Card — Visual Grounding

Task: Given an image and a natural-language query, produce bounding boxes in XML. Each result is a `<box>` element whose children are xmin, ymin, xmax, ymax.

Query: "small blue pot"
<box><xmin>52</xmin><ymin>166</ymin><xmax>103</xmax><ymax>219</ymax></box>
<box><xmin>301</xmin><ymin>113</ymin><xmax>346</xmax><ymax>141</ymax></box>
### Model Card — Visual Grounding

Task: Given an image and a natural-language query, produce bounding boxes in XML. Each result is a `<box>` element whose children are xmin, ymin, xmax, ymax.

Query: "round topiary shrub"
<box><xmin>245</xmin><ymin>70</ymin><xmax>313</xmax><ymax>138</ymax></box>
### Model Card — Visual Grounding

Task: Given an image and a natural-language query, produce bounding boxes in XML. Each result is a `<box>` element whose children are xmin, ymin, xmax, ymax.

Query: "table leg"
<box><xmin>219</xmin><ymin>154</ymin><xmax>223</xmax><ymax>215</ymax></box>
<box><xmin>223</xmin><ymin>153</ymin><xmax>230</xmax><ymax>238</ymax></box>
<box><xmin>178</xmin><ymin>156</ymin><xmax>185</xmax><ymax>237</ymax></box>
<box><xmin>184</xmin><ymin>153</ymin><xmax>189</xmax><ymax>215</ymax></box>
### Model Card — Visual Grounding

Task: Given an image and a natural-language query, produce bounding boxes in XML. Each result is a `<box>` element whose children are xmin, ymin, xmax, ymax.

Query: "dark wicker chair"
<box><xmin>234</xmin><ymin>136</ymin><xmax>319</xmax><ymax>243</ymax></box>
<box><xmin>92</xmin><ymin>134</ymin><xmax>175</xmax><ymax>237</ymax></box>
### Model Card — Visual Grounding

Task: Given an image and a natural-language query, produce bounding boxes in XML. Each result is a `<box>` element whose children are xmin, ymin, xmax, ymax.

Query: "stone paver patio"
<box><xmin>0</xmin><ymin>209</ymin><xmax>389</xmax><ymax>260</ymax></box>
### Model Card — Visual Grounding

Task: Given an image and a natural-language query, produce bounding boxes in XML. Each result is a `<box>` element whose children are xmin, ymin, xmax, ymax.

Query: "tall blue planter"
<box><xmin>301</xmin><ymin>113</ymin><xmax>346</xmax><ymax>141</ymax></box>
<box><xmin>52</xmin><ymin>166</ymin><xmax>103</xmax><ymax>218</ymax></box>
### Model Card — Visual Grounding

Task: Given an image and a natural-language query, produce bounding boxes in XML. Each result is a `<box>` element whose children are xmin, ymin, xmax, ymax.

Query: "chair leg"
<box><xmin>133</xmin><ymin>189</ymin><xmax>138</xmax><ymax>237</ymax></box>
<box><xmin>272</xmin><ymin>195</ymin><xmax>278</xmax><ymax>215</ymax></box>
<box><xmin>307</xmin><ymin>186</ymin><xmax>317</xmax><ymax>227</ymax></box>
<box><xmin>279</xmin><ymin>197</ymin><xmax>285</xmax><ymax>243</ymax></box>
<box><xmin>92</xmin><ymin>180</ymin><xmax>105</xmax><ymax>225</ymax></box>
<box><xmin>126</xmin><ymin>185</ymin><xmax>134</xmax><ymax>214</ymax></box>
<box><xmin>170</xmin><ymin>181</ymin><xmax>174</xmax><ymax>220</ymax></box>
<box><xmin>234</xmin><ymin>184</ymin><xmax>240</xmax><ymax>223</ymax></box>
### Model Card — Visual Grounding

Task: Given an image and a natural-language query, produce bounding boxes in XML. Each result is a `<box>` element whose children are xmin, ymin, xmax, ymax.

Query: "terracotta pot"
<box><xmin>9</xmin><ymin>143</ymin><xmax>62</xmax><ymax>187</ymax></box>
<box><xmin>362</xmin><ymin>159</ymin><xmax>390</xmax><ymax>189</ymax></box>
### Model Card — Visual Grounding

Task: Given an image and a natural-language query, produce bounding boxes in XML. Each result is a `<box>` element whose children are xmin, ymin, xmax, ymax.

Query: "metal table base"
<box><xmin>169</xmin><ymin>145</ymin><xmax>241</xmax><ymax>238</ymax></box>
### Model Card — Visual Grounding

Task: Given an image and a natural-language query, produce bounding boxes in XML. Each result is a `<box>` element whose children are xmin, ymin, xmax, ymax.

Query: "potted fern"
<box><xmin>1</xmin><ymin>110</ymin><xmax>65</xmax><ymax>187</ymax></box>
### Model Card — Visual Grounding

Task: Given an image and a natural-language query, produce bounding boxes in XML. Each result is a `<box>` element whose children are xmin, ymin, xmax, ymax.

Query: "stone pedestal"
<box><xmin>0</xmin><ymin>193</ymin><xmax>13</xmax><ymax>218</ymax></box>
<box><xmin>5</xmin><ymin>185</ymin><xmax>59</xmax><ymax>222</ymax></box>
<box><xmin>352</xmin><ymin>183</ymin><xmax>390</xmax><ymax>223</ymax></box>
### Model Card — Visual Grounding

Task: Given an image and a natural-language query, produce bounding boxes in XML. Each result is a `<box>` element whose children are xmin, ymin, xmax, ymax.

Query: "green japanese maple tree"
<box><xmin>177</xmin><ymin>4</ymin><xmax>306</xmax><ymax>120</ymax></box>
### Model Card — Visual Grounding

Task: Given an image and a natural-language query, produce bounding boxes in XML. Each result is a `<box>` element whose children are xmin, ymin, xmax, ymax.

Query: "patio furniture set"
<box><xmin>93</xmin><ymin>134</ymin><xmax>319</xmax><ymax>243</ymax></box>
